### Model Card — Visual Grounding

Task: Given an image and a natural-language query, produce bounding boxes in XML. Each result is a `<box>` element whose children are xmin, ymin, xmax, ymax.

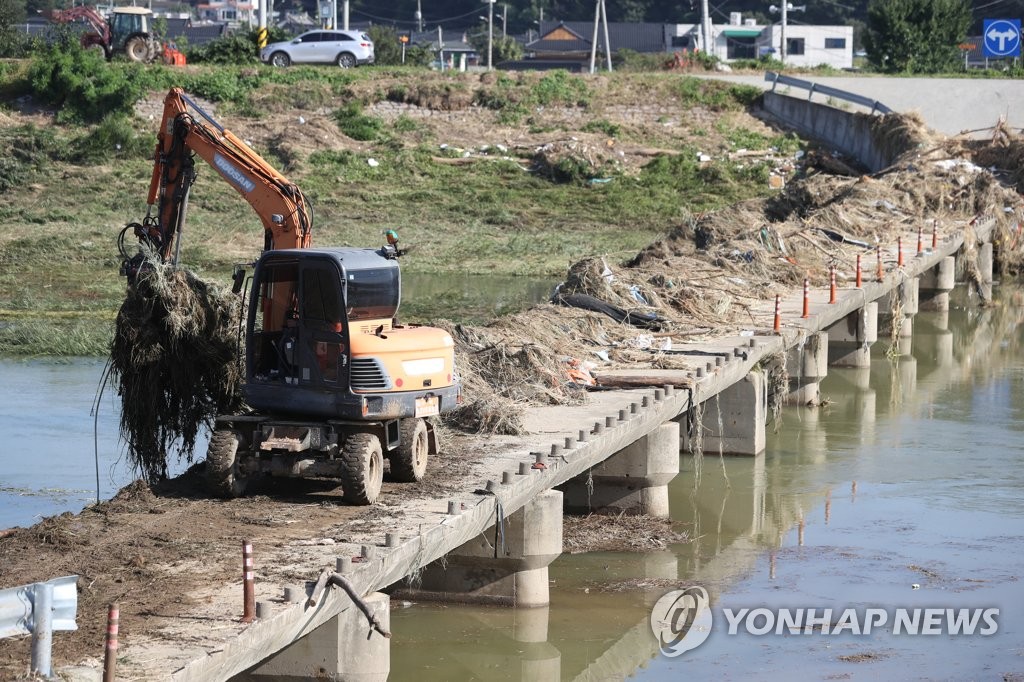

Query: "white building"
<box><xmin>667</xmin><ymin>13</ymin><xmax>853</xmax><ymax>70</ymax></box>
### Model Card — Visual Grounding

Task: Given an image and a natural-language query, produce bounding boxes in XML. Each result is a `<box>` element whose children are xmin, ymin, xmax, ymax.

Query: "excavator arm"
<box><xmin>124</xmin><ymin>87</ymin><xmax>312</xmax><ymax>273</ymax></box>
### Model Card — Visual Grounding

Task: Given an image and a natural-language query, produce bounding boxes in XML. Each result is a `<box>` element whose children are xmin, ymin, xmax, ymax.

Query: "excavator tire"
<box><xmin>341</xmin><ymin>432</ymin><xmax>383</xmax><ymax>505</ymax></box>
<box><xmin>390</xmin><ymin>418</ymin><xmax>428</xmax><ymax>483</ymax></box>
<box><xmin>125</xmin><ymin>36</ymin><xmax>151</xmax><ymax>62</ymax></box>
<box><xmin>206</xmin><ymin>429</ymin><xmax>249</xmax><ymax>498</ymax></box>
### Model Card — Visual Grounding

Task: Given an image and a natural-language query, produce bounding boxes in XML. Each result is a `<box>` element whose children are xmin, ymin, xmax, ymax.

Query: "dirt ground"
<box><xmin>0</xmin><ymin>434</ymin><xmax>482</xmax><ymax>679</ymax></box>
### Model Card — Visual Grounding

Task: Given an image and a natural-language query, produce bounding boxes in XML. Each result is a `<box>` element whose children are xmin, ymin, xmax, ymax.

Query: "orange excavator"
<box><xmin>119</xmin><ymin>88</ymin><xmax>460</xmax><ymax>504</ymax></box>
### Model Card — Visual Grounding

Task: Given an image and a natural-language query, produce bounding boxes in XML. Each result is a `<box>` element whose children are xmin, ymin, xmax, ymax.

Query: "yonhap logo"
<box><xmin>650</xmin><ymin>586</ymin><xmax>713</xmax><ymax>657</ymax></box>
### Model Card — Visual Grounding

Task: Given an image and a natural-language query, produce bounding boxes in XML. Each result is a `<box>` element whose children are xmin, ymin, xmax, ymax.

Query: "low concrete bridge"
<box><xmin>65</xmin><ymin>82</ymin><xmax>1003</xmax><ymax>680</ymax></box>
<box><xmin>110</xmin><ymin>217</ymin><xmax>991</xmax><ymax>680</ymax></box>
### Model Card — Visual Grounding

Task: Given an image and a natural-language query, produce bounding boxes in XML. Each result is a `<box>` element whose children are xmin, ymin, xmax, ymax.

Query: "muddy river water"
<box><xmin>1</xmin><ymin>284</ymin><xmax>1022</xmax><ymax>679</ymax></box>
<box><xmin>389</xmin><ymin>286</ymin><xmax>1024</xmax><ymax>680</ymax></box>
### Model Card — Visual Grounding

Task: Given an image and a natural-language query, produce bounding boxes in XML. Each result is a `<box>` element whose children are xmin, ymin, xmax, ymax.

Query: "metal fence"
<box><xmin>764</xmin><ymin>71</ymin><xmax>894</xmax><ymax>115</ymax></box>
<box><xmin>0</xmin><ymin>576</ymin><xmax>79</xmax><ymax>678</ymax></box>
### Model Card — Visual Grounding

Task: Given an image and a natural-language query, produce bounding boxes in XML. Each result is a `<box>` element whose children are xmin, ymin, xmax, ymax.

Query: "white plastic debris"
<box><xmin>298</xmin><ymin>115</ymin><xmax>306</xmax><ymax>124</ymax></box>
<box><xmin>367</xmin><ymin>158</ymin><xmax>379</xmax><ymax>167</ymax></box>
<box><xmin>656</xmin><ymin>337</ymin><xmax>673</xmax><ymax>351</ymax></box>
<box><xmin>626</xmin><ymin>334</ymin><xmax>654</xmax><ymax>350</ymax></box>
<box><xmin>601</xmin><ymin>257</ymin><xmax>615</xmax><ymax>284</ymax></box>
<box><xmin>593</xmin><ymin>350</ymin><xmax>611</xmax><ymax>362</ymax></box>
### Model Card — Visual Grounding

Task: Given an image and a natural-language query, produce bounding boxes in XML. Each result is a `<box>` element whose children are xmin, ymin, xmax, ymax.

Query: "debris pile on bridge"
<box><xmin>110</xmin><ymin>259</ymin><xmax>243</xmax><ymax>482</ymax></box>
<box><xmin>442</xmin><ymin>113</ymin><xmax>1024</xmax><ymax>433</ymax></box>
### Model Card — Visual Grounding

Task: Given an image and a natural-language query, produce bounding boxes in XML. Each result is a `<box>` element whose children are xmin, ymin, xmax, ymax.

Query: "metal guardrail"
<box><xmin>0</xmin><ymin>576</ymin><xmax>79</xmax><ymax>678</ymax></box>
<box><xmin>765</xmin><ymin>71</ymin><xmax>894</xmax><ymax>115</ymax></box>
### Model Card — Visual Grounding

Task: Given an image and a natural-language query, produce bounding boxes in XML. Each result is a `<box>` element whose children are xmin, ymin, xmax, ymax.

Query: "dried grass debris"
<box><xmin>110</xmin><ymin>259</ymin><xmax>243</xmax><ymax>483</ymax></box>
<box><xmin>563</xmin><ymin>513</ymin><xmax>687</xmax><ymax>553</ymax></box>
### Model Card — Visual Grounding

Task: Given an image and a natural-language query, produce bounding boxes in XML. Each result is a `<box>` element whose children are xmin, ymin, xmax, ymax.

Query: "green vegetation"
<box><xmin>675</xmin><ymin>77</ymin><xmax>761</xmax><ymax>111</ymax></box>
<box><xmin>0</xmin><ymin>60</ymin><xmax>786</xmax><ymax>356</ymax></box>
<box><xmin>333</xmin><ymin>101</ymin><xmax>384</xmax><ymax>141</ymax></box>
<box><xmin>863</xmin><ymin>0</ymin><xmax>971</xmax><ymax>74</ymax></box>
<box><xmin>26</xmin><ymin>42</ymin><xmax>149</xmax><ymax>123</ymax></box>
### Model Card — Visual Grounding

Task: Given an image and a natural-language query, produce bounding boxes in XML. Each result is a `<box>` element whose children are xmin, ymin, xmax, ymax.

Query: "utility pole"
<box><xmin>588</xmin><ymin>0</ymin><xmax>612</xmax><ymax>73</ymax></box>
<box><xmin>416</xmin><ymin>0</ymin><xmax>423</xmax><ymax>33</ymax></box>
<box><xmin>700</xmin><ymin>0</ymin><xmax>712</xmax><ymax>56</ymax></box>
<box><xmin>502</xmin><ymin>4</ymin><xmax>507</xmax><ymax>37</ymax></box>
<box><xmin>257</xmin><ymin>0</ymin><xmax>267</xmax><ymax>49</ymax></box>
<box><xmin>601</xmin><ymin>0</ymin><xmax>611</xmax><ymax>71</ymax></box>
<box><xmin>780</xmin><ymin>0</ymin><xmax>788</xmax><ymax>64</ymax></box>
<box><xmin>486</xmin><ymin>0</ymin><xmax>495</xmax><ymax>70</ymax></box>
<box><xmin>342</xmin><ymin>0</ymin><xmax>348</xmax><ymax>30</ymax></box>
<box><xmin>437</xmin><ymin>25</ymin><xmax>443</xmax><ymax>71</ymax></box>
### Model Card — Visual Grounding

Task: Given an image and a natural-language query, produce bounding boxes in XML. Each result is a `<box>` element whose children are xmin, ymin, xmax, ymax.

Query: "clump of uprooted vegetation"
<box><xmin>109</xmin><ymin>258</ymin><xmax>243</xmax><ymax>482</ymax></box>
<box><xmin>441</xmin><ymin>112</ymin><xmax>1024</xmax><ymax>435</ymax></box>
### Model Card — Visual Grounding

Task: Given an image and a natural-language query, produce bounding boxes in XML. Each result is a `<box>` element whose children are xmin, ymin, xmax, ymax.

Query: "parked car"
<box><xmin>260</xmin><ymin>30</ymin><xmax>374</xmax><ymax>68</ymax></box>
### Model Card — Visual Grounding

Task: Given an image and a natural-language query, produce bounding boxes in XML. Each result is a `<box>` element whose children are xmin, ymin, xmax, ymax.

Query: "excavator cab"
<box><xmin>243</xmin><ymin>246</ymin><xmax>459</xmax><ymax>421</ymax></box>
<box><xmin>246</xmin><ymin>250</ymin><xmax>355</xmax><ymax>399</ymax></box>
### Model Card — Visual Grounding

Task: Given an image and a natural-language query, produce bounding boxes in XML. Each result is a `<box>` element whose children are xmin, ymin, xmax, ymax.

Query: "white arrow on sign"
<box><xmin>987</xmin><ymin>27</ymin><xmax>1018</xmax><ymax>52</ymax></box>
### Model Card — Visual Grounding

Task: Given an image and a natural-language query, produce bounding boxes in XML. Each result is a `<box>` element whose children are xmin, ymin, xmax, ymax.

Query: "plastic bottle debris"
<box><xmin>629</xmin><ymin>285</ymin><xmax>648</xmax><ymax>304</ymax></box>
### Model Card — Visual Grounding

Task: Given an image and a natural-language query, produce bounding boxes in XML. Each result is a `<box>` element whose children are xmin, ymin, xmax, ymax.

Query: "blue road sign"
<box><xmin>983</xmin><ymin>18</ymin><xmax>1021</xmax><ymax>58</ymax></box>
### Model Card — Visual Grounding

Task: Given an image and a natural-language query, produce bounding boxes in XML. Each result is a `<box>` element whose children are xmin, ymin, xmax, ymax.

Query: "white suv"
<box><xmin>261</xmin><ymin>30</ymin><xmax>374</xmax><ymax>68</ymax></box>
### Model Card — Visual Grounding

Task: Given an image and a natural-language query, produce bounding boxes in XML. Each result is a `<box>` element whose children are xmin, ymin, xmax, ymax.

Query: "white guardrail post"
<box><xmin>0</xmin><ymin>575</ymin><xmax>79</xmax><ymax>678</ymax></box>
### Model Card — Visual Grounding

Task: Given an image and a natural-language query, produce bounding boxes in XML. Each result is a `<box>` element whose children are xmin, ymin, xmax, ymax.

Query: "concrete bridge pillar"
<box><xmin>919</xmin><ymin>256</ymin><xmax>955</xmax><ymax>312</ymax></box>
<box><xmin>246</xmin><ymin>593</ymin><xmax>390</xmax><ymax>681</ymax></box>
<box><xmin>827</xmin><ymin>301</ymin><xmax>878</xmax><ymax>368</ymax></box>
<box><xmin>562</xmin><ymin>422</ymin><xmax>679</xmax><ymax>517</ymax></box>
<box><xmin>979</xmin><ymin>242</ymin><xmax>994</xmax><ymax>284</ymax></box>
<box><xmin>785</xmin><ymin>331</ymin><xmax>828</xmax><ymax>405</ymax></box>
<box><xmin>880</xmin><ymin>277</ymin><xmax>919</xmax><ymax>338</ymax></box>
<box><xmin>680</xmin><ymin>371</ymin><xmax>766</xmax><ymax>456</ymax></box>
<box><xmin>395</xmin><ymin>490</ymin><xmax>562</xmax><ymax>608</ymax></box>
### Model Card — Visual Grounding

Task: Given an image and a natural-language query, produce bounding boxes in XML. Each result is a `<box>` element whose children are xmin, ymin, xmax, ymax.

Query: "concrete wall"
<box><xmin>763</xmin><ymin>91</ymin><xmax>895</xmax><ymax>172</ymax></box>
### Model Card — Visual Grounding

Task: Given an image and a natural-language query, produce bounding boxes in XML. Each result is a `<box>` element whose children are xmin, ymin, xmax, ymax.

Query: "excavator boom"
<box><xmin>141</xmin><ymin>87</ymin><xmax>311</xmax><ymax>266</ymax></box>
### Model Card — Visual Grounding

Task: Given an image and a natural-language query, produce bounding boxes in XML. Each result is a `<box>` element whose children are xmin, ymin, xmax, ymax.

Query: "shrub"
<box><xmin>181</xmin><ymin>68</ymin><xmax>251</xmax><ymax>103</ymax></box>
<box><xmin>582</xmin><ymin>119</ymin><xmax>621</xmax><ymax>137</ymax></box>
<box><xmin>26</xmin><ymin>42</ymin><xmax>146</xmax><ymax>123</ymax></box>
<box><xmin>333</xmin><ymin>101</ymin><xmax>382</xmax><ymax>141</ymax></box>
<box><xmin>185</xmin><ymin>28</ymin><xmax>286</xmax><ymax>64</ymax></box>
<box><xmin>531</xmin><ymin>69</ymin><xmax>590</xmax><ymax>107</ymax></box>
<box><xmin>674</xmin><ymin>77</ymin><xmax>760</xmax><ymax>111</ymax></box>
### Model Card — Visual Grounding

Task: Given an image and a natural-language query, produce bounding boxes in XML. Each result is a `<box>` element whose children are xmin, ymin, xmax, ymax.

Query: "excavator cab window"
<box><xmin>250</xmin><ymin>260</ymin><xmax>299</xmax><ymax>381</ymax></box>
<box><xmin>345</xmin><ymin>267</ymin><xmax>399</xmax><ymax>321</ymax></box>
<box><xmin>300</xmin><ymin>264</ymin><xmax>347</xmax><ymax>384</ymax></box>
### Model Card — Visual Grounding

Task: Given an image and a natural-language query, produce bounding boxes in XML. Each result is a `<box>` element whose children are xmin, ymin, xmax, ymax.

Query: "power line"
<box><xmin>350</xmin><ymin>5</ymin><xmax>482</xmax><ymax>27</ymax></box>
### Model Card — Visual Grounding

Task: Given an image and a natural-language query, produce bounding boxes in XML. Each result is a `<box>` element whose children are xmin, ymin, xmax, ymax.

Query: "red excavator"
<box><xmin>49</xmin><ymin>6</ymin><xmax>183</xmax><ymax>63</ymax></box>
<box><xmin>119</xmin><ymin>88</ymin><xmax>461</xmax><ymax>504</ymax></box>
